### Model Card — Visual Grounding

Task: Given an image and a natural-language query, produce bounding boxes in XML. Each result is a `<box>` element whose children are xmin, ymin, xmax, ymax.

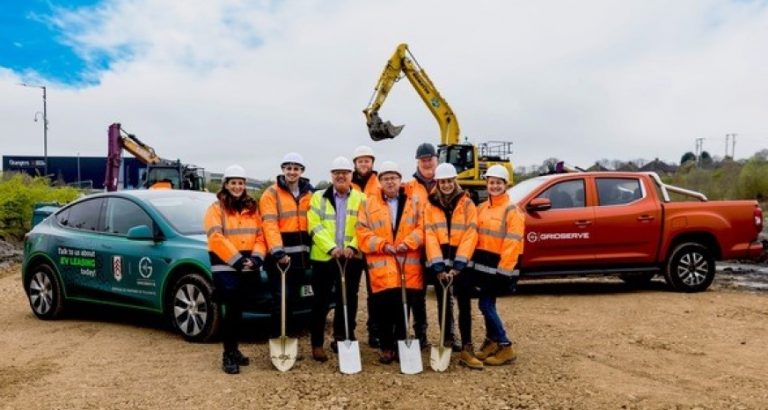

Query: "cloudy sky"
<box><xmin>1</xmin><ymin>0</ymin><xmax>767</xmax><ymax>181</ymax></box>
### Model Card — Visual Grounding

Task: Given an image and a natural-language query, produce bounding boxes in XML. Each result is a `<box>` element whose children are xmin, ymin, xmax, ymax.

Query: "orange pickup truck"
<box><xmin>509</xmin><ymin>172</ymin><xmax>764</xmax><ymax>292</ymax></box>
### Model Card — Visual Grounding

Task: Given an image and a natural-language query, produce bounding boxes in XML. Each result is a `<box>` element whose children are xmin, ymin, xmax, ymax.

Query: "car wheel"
<box><xmin>619</xmin><ymin>272</ymin><xmax>656</xmax><ymax>287</ymax></box>
<box><xmin>25</xmin><ymin>263</ymin><xmax>65</xmax><ymax>319</ymax></box>
<box><xmin>664</xmin><ymin>242</ymin><xmax>715</xmax><ymax>293</ymax></box>
<box><xmin>169</xmin><ymin>273</ymin><xmax>220</xmax><ymax>342</ymax></box>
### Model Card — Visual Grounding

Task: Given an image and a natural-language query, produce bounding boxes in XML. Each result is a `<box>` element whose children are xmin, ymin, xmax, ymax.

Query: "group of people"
<box><xmin>203</xmin><ymin>143</ymin><xmax>525</xmax><ymax>374</ymax></box>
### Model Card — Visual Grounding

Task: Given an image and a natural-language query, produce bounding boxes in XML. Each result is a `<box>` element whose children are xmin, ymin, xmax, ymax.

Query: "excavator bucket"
<box><xmin>367</xmin><ymin>112</ymin><xmax>404</xmax><ymax>141</ymax></box>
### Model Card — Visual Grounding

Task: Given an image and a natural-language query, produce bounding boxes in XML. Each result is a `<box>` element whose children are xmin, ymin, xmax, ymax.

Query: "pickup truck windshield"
<box><xmin>508</xmin><ymin>175</ymin><xmax>556</xmax><ymax>204</ymax></box>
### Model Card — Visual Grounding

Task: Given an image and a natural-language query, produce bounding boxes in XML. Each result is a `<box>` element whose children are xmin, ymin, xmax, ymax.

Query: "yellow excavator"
<box><xmin>363</xmin><ymin>43</ymin><xmax>513</xmax><ymax>200</ymax></box>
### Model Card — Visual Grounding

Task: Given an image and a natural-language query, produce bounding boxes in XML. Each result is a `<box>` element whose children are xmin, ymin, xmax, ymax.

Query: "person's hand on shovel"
<box><xmin>331</xmin><ymin>247</ymin><xmax>344</xmax><ymax>259</ymax></box>
<box><xmin>343</xmin><ymin>247</ymin><xmax>356</xmax><ymax>259</ymax></box>
<box><xmin>395</xmin><ymin>243</ymin><xmax>409</xmax><ymax>253</ymax></box>
<box><xmin>383</xmin><ymin>244</ymin><xmax>397</xmax><ymax>255</ymax></box>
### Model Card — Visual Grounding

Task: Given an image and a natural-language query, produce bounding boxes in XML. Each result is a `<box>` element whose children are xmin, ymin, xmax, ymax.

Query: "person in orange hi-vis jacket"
<box><xmin>350</xmin><ymin>145</ymin><xmax>382</xmax><ymax>348</ymax></box>
<box><xmin>259</xmin><ymin>152</ymin><xmax>313</xmax><ymax>344</ymax></box>
<box><xmin>470</xmin><ymin>164</ymin><xmax>524</xmax><ymax>366</ymax></box>
<box><xmin>424</xmin><ymin>163</ymin><xmax>481</xmax><ymax>369</ymax></box>
<box><xmin>356</xmin><ymin>161</ymin><xmax>424</xmax><ymax>365</ymax></box>
<box><xmin>203</xmin><ymin>164</ymin><xmax>266</xmax><ymax>375</ymax></box>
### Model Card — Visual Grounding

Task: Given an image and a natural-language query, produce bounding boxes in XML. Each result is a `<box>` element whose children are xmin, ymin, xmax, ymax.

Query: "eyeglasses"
<box><xmin>331</xmin><ymin>170</ymin><xmax>351</xmax><ymax>176</ymax></box>
<box><xmin>282</xmin><ymin>166</ymin><xmax>303</xmax><ymax>171</ymax></box>
<box><xmin>380</xmin><ymin>176</ymin><xmax>401</xmax><ymax>183</ymax></box>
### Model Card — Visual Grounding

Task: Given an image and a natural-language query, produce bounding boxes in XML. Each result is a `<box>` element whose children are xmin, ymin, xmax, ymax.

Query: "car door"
<box><xmin>98</xmin><ymin>197</ymin><xmax>170</xmax><ymax>310</ymax></box>
<box><xmin>523</xmin><ymin>177</ymin><xmax>596</xmax><ymax>268</ymax></box>
<box><xmin>592</xmin><ymin>177</ymin><xmax>662</xmax><ymax>264</ymax></box>
<box><xmin>52</xmin><ymin>197</ymin><xmax>106</xmax><ymax>299</ymax></box>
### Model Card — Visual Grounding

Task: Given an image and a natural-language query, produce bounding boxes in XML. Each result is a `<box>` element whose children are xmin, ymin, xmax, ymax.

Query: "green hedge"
<box><xmin>0</xmin><ymin>173</ymin><xmax>81</xmax><ymax>241</ymax></box>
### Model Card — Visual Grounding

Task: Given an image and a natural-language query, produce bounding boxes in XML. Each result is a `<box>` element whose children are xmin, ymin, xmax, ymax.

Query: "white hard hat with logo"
<box><xmin>378</xmin><ymin>161</ymin><xmax>401</xmax><ymax>178</ymax></box>
<box><xmin>484</xmin><ymin>164</ymin><xmax>509</xmax><ymax>183</ymax></box>
<box><xmin>281</xmin><ymin>152</ymin><xmax>305</xmax><ymax>169</ymax></box>
<box><xmin>352</xmin><ymin>145</ymin><xmax>376</xmax><ymax>161</ymax></box>
<box><xmin>331</xmin><ymin>156</ymin><xmax>354</xmax><ymax>172</ymax></box>
<box><xmin>434</xmin><ymin>163</ymin><xmax>458</xmax><ymax>180</ymax></box>
<box><xmin>223</xmin><ymin>164</ymin><xmax>246</xmax><ymax>180</ymax></box>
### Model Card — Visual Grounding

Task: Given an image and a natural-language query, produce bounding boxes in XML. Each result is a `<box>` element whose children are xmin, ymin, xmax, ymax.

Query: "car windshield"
<box><xmin>147</xmin><ymin>193</ymin><xmax>216</xmax><ymax>235</ymax></box>
<box><xmin>507</xmin><ymin>176</ymin><xmax>555</xmax><ymax>204</ymax></box>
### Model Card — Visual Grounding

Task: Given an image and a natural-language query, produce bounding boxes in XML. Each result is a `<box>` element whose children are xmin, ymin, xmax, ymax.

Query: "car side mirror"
<box><xmin>126</xmin><ymin>225</ymin><xmax>154</xmax><ymax>240</ymax></box>
<box><xmin>526</xmin><ymin>197</ymin><xmax>552</xmax><ymax>212</ymax></box>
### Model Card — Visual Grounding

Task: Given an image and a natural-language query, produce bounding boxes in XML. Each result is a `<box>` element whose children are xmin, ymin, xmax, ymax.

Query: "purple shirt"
<box><xmin>334</xmin><ymin>188</ymin><xmax>349</xmax><ymax>249</ymax></box>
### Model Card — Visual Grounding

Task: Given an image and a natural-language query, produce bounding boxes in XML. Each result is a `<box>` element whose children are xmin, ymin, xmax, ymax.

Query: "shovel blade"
<box><xmin>337</xmin><ymin>340</ymin><xmax>362</xmax><ymax>374</ymax></box>
<box><xmin>269</xmin><ymin>336</ymin><xmax>298</xmax><ymax>372</ymax></box>
<box><xmin>397</xmin><ymin>339</ymin><xmax>423</xmax><ymax>374</ymax></box>
<box><xmin>430</xmin><ymin>345</ymin><xmax>451</xmax><ymax>372</ymax></box>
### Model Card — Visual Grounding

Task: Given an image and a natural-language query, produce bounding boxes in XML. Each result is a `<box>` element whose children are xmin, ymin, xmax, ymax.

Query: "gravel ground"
<box><xmin>1</xmin><ymin>262</ymin><xmax>767</xmax><ymax>410</ymax></box>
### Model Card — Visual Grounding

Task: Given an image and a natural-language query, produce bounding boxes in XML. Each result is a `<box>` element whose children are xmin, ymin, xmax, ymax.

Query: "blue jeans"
<box><xmin>478</xmin><ymin>296</ymin><xmax>510</xmax><ymax>344</ymax></box>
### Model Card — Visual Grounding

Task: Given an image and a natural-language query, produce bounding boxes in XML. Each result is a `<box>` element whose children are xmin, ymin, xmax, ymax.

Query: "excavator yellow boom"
<box><xmin>363</xmin><ymin>43</ymin><xmax>460</xmax><ymax>146</ymax></box>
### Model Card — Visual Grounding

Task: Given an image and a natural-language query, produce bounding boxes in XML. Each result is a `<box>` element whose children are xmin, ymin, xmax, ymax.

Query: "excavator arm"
<box><xmin>363</xmin><ymin>43</ymin><xmax>460</xmax><ymax>145</ymax></box>
<box><xmin>105</xmin><ymin>123</ymin><xmax>204</xmax><ymax>191</ymax></box>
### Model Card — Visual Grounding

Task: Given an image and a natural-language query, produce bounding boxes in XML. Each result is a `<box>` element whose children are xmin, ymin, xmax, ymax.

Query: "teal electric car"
<box><xmin>22</xmin><ymin>190</ymin><xmax>315</xmax><ymax>342</ymax></box>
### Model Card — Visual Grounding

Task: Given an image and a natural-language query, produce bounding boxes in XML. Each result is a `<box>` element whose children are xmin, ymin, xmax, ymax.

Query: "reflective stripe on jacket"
<box><xmin>259</xmin><ymin>176</ymin><xmax>312</xmax><ymax>259</ymax></box>
<box><xmin>351</xmin><ymin>171</ymin><xmax>380</xmax><ymax>198</ymax></box>
<box><xmin>203</xmin><ymin>202</ymin><xmax>266</xmax><ymax>272</ymax></box>
<box><xmin>470</xmin><ymin>194</ymin><xmax>524</xmax><ymax>277</ymax></box>
<box><xmin>424</xmin><ymin>192</ymin><xmax>478</xmax><ymax>268</ymax></box>
<box><xmin>356</xmin><ymin>188</ymin><xmax>423</xmax><ymax>293</ymax></box>
<box><xmin>307</xmin><ymin>187</ymin><xmax>364</xmax><ymax>262</ymax></box>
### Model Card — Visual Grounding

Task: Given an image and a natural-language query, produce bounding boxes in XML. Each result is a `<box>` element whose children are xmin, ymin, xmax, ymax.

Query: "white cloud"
<box><xmin>2</xmin><ymin>0</ymin><xmax>768</xmax><ymax>183</ymax></box>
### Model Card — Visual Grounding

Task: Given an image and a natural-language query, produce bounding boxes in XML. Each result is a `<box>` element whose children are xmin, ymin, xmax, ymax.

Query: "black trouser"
<box><xmin>453</xmin><ymin>272</ymin><xmax>474</xmax><ymax>346</ymax></box>
<box><xmin>265</xmin><ymin>259</ymin><xmax>306</xmax><ymax>339</ymax></box>
<box><xmin>374</xmin><ymin>288</ymin><xmax>418</xmax><ymax>352</ymax></box>
<box><xmin>310</xmin><ymin>258</ymin><xmax>363</xmax><ymax>348</ymax></box>
<box><xmin>213</xmin><ymin>271</ymin><xmax>247</xmax><ymax>353</ymax></box>
<box><xmin>411</xmin><ymin>287</ymin><xmax>428</xmax><ymax>339</ymax></box>
<box><xmin>362</xmin><ymin>264</ymin><xmax>379</xmax><ymax>339</ymax></box>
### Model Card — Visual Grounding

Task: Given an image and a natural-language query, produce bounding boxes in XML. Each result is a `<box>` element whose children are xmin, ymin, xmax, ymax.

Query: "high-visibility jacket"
<box><xmin>470</xmin><ymin>193</ymin><xmax>524</xmax><ymax>277</ymax></box>
<box><xmin>424</xmin><ymin>191</ymin><xmax>478</xmax><ymax>271</ymax></box>
<box><xmin>404</xmin><ymin>173</ymin><xmax>435</xmax><ymax>212</ymax></box>
<box><xmin>356</xmin><ymin>188</ymin><xmax>424</xmax><ymax>293</ymax></box>
<box><xmin>351</xmin><ymin>171</ymin><xmax>380</xmax><ymax>198</ymax></box>
<box><xmin>149</xmin><ymin>181</ymin><xmax>173</xmax><ymax>190</ymax></box>
<box><xmin>203</xmin><ymin>202</ymin><xmax>266</xmax><ymax>273</ymax></box>
<box><xmin>307</xmin><ymin>187</ymin><xmax>365</xmax><ymax>262</ymax></box>
<box><xmin>259</xmin><ymin>176</ymin><xmax>313</xmax><ymax>265</ymax></box>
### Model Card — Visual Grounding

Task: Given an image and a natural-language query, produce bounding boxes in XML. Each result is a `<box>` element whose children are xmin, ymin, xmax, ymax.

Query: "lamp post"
<box><xmin>20</xmin><ymin>83</ymin><xmax>48</xmax><ymax>178</ymax></box>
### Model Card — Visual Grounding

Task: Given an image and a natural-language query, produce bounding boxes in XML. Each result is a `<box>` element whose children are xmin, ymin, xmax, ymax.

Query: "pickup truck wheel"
<box><xmin>168</xmin><ymin>273</ymin><xmax>221</xmax><ymax>343</ymax></box>
<box><xmin>619</xmin><ymin>272</ymin><xmax>656</xmax><ymax>287</ymax></box>
<box><xmin>664</xmin><ymin>243</ymin><xmax>715</xmax><ymax>293</ymax></box>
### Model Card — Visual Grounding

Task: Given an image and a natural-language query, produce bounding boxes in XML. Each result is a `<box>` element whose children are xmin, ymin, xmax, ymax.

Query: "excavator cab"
<box><xmin>438</xmin><ymin>144</ymin><xmax>475</xmax><ymax>175</ymax></box>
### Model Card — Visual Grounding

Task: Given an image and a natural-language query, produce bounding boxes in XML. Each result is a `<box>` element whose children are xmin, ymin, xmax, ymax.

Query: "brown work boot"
<box><xmin>474</xmin><ymin>339</ymin><xmax>499</xmax><ymax>360</ymax></box>
<box><xmin>484</xmin><ymin>344</ymin><xmax>517</xmax><ymax>366</ymax></box>
<box><xmin>459</xmin><ymin>345</ymin><xmax>483</xmax><ymax>370</ymax></box>
<box><xmin>378</xmin><ymin>350</ymin><xmax>397</xmax><ymax>364</ymax></box>
<box><xmin>312</xmin><ymin>346</ymin><xmax>328</xmax><ymax>362</ymax></box>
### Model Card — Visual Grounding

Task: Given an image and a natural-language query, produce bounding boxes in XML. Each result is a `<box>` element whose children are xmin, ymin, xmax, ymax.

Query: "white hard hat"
<box><xmin>378</xmin><ymin>161</ymin><xmax>401</xmax><ymax>178</ymax></box>
<box><xmin>281</xmin><ymin>152</ymin><xmax>305</xmax><ymax>169</ymax></box>
<box><xmin>484</xmin><ymin>164</ymin><xmax>509</xmax><ymax>183</ymax></box>
<box><xmin>223</xmin><ymin>164</ymin><xmax>246</xmax><ymax>180</ymax></box>
<box><xmin>352</xmin><ymin>145</ymin><xmax>375</xmax><ymax>161</ymax></box>
<box><xmin>331</xmin><ymin>156</ymin><xmax>354</xmax><ymax>172</ymax></box>
<box><xmin>435</xmin><ymin>163</ymin><xmax>458</xmax><ymax>180</ymax></box>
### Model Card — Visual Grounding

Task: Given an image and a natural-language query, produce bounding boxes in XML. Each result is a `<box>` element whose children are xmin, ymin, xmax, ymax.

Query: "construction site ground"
<box><xmin>1</xmin><ymin>259</ymin><xmax>766</xmax><ymax>410</ymax></box>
